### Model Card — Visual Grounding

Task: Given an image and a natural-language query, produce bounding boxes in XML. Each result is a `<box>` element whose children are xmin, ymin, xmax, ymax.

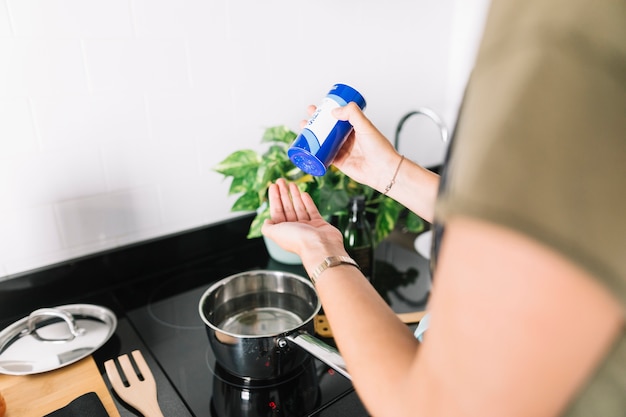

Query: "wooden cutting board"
<box><xmin>315</xmin><ymin>310</ymin><xmax>427</xmax><ymax>338</ymax></box>
<box><xmin>0</xmin><ymin>355</ymin><xmax>119</xmax><ymax>417</ymax></box>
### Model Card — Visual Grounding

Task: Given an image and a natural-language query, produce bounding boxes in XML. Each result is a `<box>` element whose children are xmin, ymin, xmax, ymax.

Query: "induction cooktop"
<box><xmin>114</xmin><ymin>239</ymin><xmax>430</xmax><ymax>417</ymax></box>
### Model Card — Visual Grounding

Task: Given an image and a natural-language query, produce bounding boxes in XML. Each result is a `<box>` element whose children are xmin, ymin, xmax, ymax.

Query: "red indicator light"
<box><xmin>327</xmin><ymin>369</ymin><xmax>335</xmax><ymax>376</ymax></box>
<box><xmin>269</xmin><ymin>401</ymin><xmax>277</xmax><ymax>410</ymax></box>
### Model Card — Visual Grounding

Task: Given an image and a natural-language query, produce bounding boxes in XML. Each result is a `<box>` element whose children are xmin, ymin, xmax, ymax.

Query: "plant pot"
<box><xmin>263</xmin><ymin>236</ymin><xmax>302</xmax><ymax>265</ymax></box>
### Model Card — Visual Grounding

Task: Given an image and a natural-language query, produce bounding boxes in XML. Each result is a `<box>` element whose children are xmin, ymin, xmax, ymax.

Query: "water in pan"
<box><xmin>208</xmin><ymin>292</ymin><xmax>315</xmax><ymax>336</ymax></box>
<box><xmin>218</xmin><ymin>307</ymin><xmax>303</xmax><ymax>336</ymax></box>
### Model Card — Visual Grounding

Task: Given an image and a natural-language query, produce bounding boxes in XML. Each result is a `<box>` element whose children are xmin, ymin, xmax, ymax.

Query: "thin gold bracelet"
<box><xmin>383</xmin><ymin>154</ymin><xmax>405</xmax><ymax>195</ymax></box>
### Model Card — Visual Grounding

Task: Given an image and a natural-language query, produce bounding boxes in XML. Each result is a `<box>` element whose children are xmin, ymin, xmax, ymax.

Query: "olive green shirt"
<box><xmin>436</xmin><ymin>0</ymin><xmax>626</xmax><ymax>414</ymax></box>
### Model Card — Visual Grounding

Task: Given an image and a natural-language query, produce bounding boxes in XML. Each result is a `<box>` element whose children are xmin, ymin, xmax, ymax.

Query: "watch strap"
<box><xmin>310</xmin><ymin>256</ymin><xmax>360</xmax><ymax>285</ymax></box>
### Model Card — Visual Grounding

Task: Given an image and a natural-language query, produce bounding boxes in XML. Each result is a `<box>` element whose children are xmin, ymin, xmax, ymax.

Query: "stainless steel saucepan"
<box><xmin>198</xmin><ymin>270</ymin><xmax>350</xmax><ymax>380</ymax></box>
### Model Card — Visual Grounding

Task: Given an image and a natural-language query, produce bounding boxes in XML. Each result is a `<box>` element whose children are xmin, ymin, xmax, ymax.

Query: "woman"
<box><xmin>261</xmin><ymin>0</ymin><xmax>625</xmax><ymax>415</ymax></box>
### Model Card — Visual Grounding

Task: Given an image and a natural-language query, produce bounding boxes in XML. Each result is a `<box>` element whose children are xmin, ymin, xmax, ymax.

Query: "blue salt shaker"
<box><xmin>288</xmin><ymin>84</ymin><xmax>366</xmax><ymax>176</ymax></box>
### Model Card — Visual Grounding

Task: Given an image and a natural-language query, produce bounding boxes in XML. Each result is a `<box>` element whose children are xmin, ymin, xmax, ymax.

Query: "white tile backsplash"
<box><xmin>0</xmin><ymin>98</ymin><xmax>39</xmax><ymax>156</ymax></box>
<box><xmin>0</xmin><ymin>205</ymin><xmax>62</xmax><ymax>262</ymax></box>
<box><xmin>55</xmin><ymin>185</ymin><xmax>161</xmax><ymax>248</ymax></box>
<box><xmin>101</xmin><ymin>136</ymin><xmax>199</xmax><ymax>191</ymax></box>
<box><xmin>82</xmin><ymin>39</ymin><xmax>190</xmax><ymax>93</ymax></box>
<box><xmin>0</xmin><ymin>0</ymin><xmax>489</xmax><ymax>280</ymax></box>
<box><xmin>0</xmin><ymin>39</ymin><xmax>88</xmax><ymax>97</ymax></box>
<box><xmin>132</xmin><ymin>0</ymin><xmax>230</xmax><ymax>39</ymax></box>
<box><xmin>0</xmin><ymin>1</ymin><xmax>13</xmax><ymax>38</ymax></box>
<box><xmin>145</xmin><ymin>93</ymin><xmax>212</xmax><ymax>144</ymax></box>
<box><xmin>1</xmin><ymin>147</ymin><xmax>107</xmax><ymax>208</ymax></box>
<box><xmin>158</xmin><ymin>174</ymin><xmax>229</xmax><ymax>230</ymax></box>
<box><xmin>100</xmin><ymin>139</ymin><xmax>161</xmax><ymax>191</ymax></box>
<box><xmin>7</xmin><ymin>0</ymin><xmax>133</xmax><ymax>39</ymax></box>
<box><xmin>33</xmin><ymin>94</ymin><xmax>149</xmax><ymax>147</ymax></box>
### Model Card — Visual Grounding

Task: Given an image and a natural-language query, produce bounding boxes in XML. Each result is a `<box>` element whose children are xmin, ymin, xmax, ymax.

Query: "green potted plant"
<box><xmin>213</xmin><ymin>125</ymin><xmax>424</xmax><ymax>252</ymax></box>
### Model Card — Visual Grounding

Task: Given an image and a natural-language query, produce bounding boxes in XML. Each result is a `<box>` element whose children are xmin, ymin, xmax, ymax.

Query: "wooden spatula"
<box><xmin>104</xmin><ymin>350</ymin><xmax>164</xmax><ymax>417</ymax></box>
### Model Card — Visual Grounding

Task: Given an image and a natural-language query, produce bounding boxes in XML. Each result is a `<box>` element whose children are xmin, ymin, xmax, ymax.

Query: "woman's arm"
<box><xmin>408</xmin><ymin>216</ymin><xmax>624</xmax><ymax>417</ymax></box>
<box><xmin>329</xmin><ymin>103</ymin><xmax>440</xmax><ymax>223</ymax></box>
<box><xmin>262</xmin><ymin>181</ymin><xmax>624</xmax><ymax>417</ymax></box>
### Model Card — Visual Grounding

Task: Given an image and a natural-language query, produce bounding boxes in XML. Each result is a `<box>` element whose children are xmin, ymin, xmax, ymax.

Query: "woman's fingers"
<box><xmin>332</xmin><ymin>102</ymin><xmax>380</xmax><ymax>140</ymax></box>
<box><xmin>301</xmin><ymin>190</ymin><xmax>322</xmax><ymax>220</ymax></box>
<box><xmin>269</xmin><ymin>178</ymin><xmax>316</xmax><ymax>223</ymax></box>
<box><xmin>275</xmin><ymin>178</ymin><xmax>297</xmax><ymax>221</ymax></box>
<box><xmin>268</xmin><ymin>182</ymin><xmax>287</xmax><ymax>222</ymax></box>
<box><xmin>289</xmin><ymin>182</ymin><xmax>311</xmax><ymax>221</ymax></box>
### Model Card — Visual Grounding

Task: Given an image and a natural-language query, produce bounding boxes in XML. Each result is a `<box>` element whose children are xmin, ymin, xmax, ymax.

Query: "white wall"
<box><xmin>0</xmin><ymin>0</ymin><xmax>489</xmax><ymax>280</ymax></box>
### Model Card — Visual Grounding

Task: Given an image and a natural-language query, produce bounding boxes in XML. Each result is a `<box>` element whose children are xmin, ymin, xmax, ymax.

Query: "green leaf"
<box><xmin>261</xmin><ymin>146</ymin><xmax>291</xmax><ymax>181</ymax></box>
<box><xmin>286</xmin><ymin>165</ymin><xmax>305</xmax><ymax>179</ymax></box>
<box><xmin>293</xmin><ymin>173</ymin><xmax>314</xmax><ymax>186</ymax></box>
<box><xmin>227</xmin><ymin>176</ymin><xmax>246</xmax><ymax>195</ymax></box>
<box><xmin>231</xmin><ymin>191</ymin><xmax>261</xmax><ymax>212</ymax></box>
<box><xmin>264</xmin><ymin>144</ymin><xmax>289</xmax><ymax>160</ymax></box>
<box><xmin>405</xmin><ymin>211</ymin><xmax>425</xmax><ymax>233</ymax></box>
<box><xmin>254</xmin><ymin>165</ymin><xmax>273</xmax><ymax>203</ymax></box>
<box><xmin>262</xmin><ymin>125</ymin><xmax>297</xmax><ymax>145</ymax></box>
<box><xmin>213</xmin><ymin>125</ymin><xmax>421</xmax><ymax>245</ymax></box>
<box><xmin>372</xmin><ymin>197</ymin><xmax>403</xmax><ymax>243</ymax></box>
<box><xmin>247</xmin><ymin>206</ymin><xmax>271</xmax><ymax>238</ymax></box>
<box><xmin>228</xmin><ymin>172</ymin><xmax>257</xmax><ymax>195</ymax></box>
<box><xmin>316</xmin><ymin>185</ymin><xmax>350</xmax><ymax>218</ymax></box>
<box><xmin>213</xmin><ymin>150</ymin><xmax>260</xmax><ymax>176</ymax></box>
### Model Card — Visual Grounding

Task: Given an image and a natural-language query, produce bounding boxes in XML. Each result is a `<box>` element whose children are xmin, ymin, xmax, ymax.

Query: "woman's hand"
<box><xmin>301</xmin><ymin>102</ymin><xmax>441</xmax><ymax>222</ymax></box>
<box><xmin>261</xmin><ymin>178</ymin><xmax>348</xmax><ymax>271</ymax></box>
<box><xmin>300</xmin><ymin>103</ymin><xmax>401</xmax><ymax>194</ymax></box>
<box><xmin>331</xmin><ymin>102</ymin><xmax>402</xmax><ymax>192</ymax></box>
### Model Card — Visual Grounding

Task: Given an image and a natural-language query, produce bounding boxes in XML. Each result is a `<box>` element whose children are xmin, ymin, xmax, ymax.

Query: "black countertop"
<box><xmin>0</xmin><ymin>213</ymin><xmax>431</xmax><ymax>417</ymax></box>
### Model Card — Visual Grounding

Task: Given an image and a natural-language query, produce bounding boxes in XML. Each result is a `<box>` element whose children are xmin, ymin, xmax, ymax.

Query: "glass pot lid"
<box><xmin>0</xmin><ymin>304</ymin><xmax>117</xmax><ymax>375</ymax></box>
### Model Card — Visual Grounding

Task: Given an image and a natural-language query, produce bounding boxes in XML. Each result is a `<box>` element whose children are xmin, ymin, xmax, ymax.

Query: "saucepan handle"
<box><xmin>284</xmin><ymin>333</ymin><xmax>351</xmax><ymax>380</ymax></box>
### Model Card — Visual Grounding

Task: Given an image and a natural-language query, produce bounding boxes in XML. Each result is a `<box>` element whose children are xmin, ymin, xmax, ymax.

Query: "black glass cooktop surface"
<box><xmin>122</xmin><ymin>266</ymin><xmax>355</xmax><ymax>416</ymax></box>
<box><xmin>115</xmin><ymin>238</ymin><xmax>430</xmax><ymax>417</ymax></box>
